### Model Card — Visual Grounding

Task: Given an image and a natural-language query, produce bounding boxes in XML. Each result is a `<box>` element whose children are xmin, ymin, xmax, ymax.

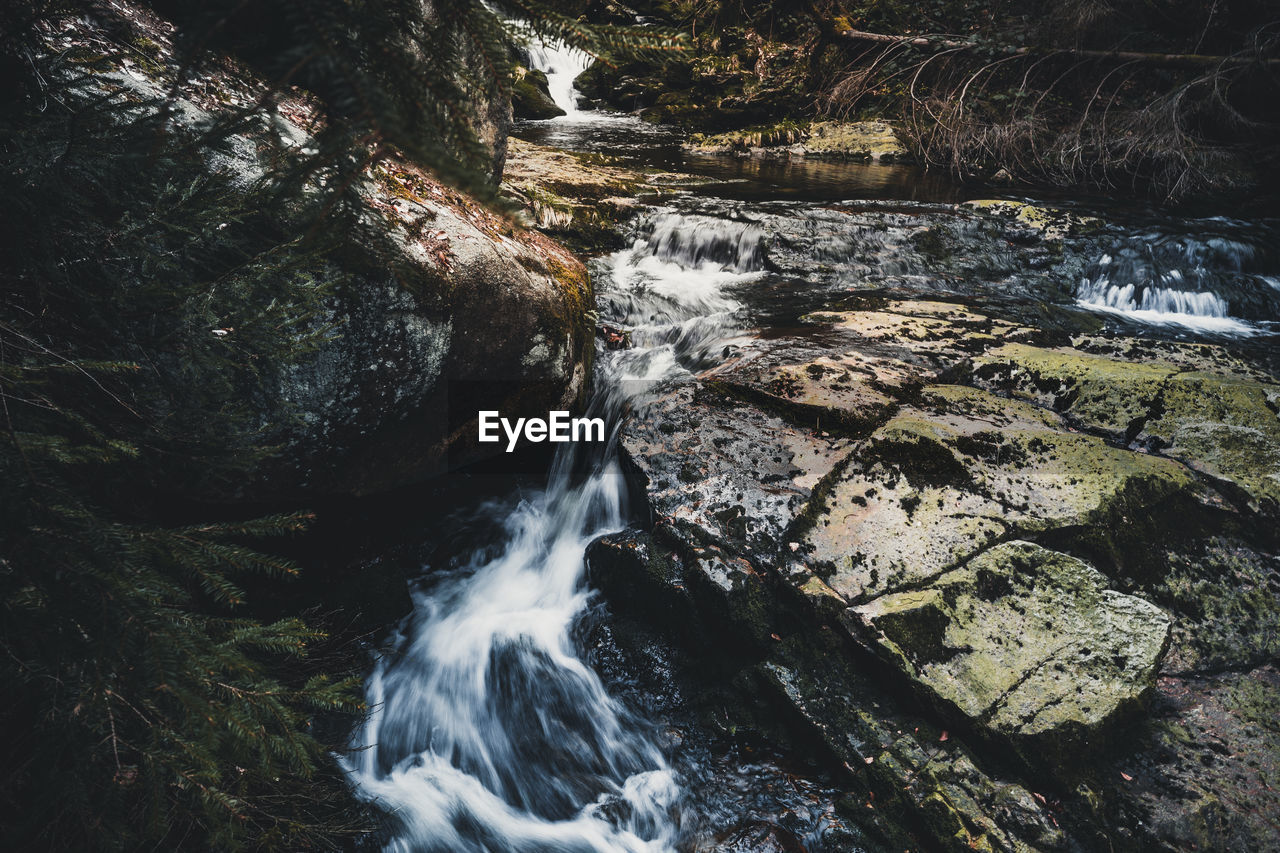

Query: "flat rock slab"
<box><xmin>622</xmin><ymin>383</ymin><xmax>851</xmax><ymax>553</ymax></box>
<box><xmin>972</xmin><ymin>342</ymin><xmax>1280</xmax><ymax>515</ymax></box>
<box><xmin>800</xmin><ymin>384</ymin><xmax>1194</xmax><ymax>601</ymax></box>
<box><xmin>849</xmin><ymin>541</ymin><xmax>1171</xmax><ymax>760</ymax></box>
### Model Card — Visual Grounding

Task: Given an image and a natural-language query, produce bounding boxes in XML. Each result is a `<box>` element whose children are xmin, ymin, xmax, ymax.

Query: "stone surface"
<box><xmin>971</xmin><ymin>342</ymin><xmax>1280</xmax><ymax>516</ymax></box>
<box><xmin>609</xmin><ymin>291</ymin><xmax>1280</xmax><ymax>851</ymax></box>
<box><xmin>1144</xmin><ymin>371</ymin><xmax>1280</xmax><ymax>516</ymax></box>
<box><xmin>801</xmin><ymin>386</ymin><xmax>1194</xmax><ymax>602</ymax></box>
<box><xmin>963</xmin><ymin>199</ymin><xmax>1101</xmax><ymax>241</ymax></box>
<box><xmin>511</xmin><ymin>66</ymin><xmax>565</xmax><ymax>120</ymax></box>
<box><xmin>621</xmin><ymin>383</ymin><xmax>851</xmax><ymax>555</ymax></box>
<box><xmin>65</xmin><ymin>5</ymin><xmax>593</xmax><ymax>500</ymax></box>
<box><xmin>501</xmin><ymin>137</ymin><xmax>693</xmax><ymax>251</ymax></box>
<box><xmin>687</xmin><ymin>120</ymin><xmax>911</xmax><ymax>162</ymax></box>
<box><xmin>849</xmin><ymin>541</ymin><xmax>1171</xmax><ymax>759</ymax></box>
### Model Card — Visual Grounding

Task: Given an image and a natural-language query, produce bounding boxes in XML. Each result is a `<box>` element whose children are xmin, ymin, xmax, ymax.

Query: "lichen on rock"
<box><xmin>849</xmin><ymin>541</ymin><xmax>1172</xmax><ymax>762</ymax></box>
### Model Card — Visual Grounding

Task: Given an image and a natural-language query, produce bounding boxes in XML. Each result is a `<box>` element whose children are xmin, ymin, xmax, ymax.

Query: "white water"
<box><xmin>524</xmin><ymin>35</ymin><xmax>596</xmax><ymax>120</ymax></box>
<box><xmin>1075</xmin><ymin>276</ymin><xmax>1252</xmax><ymax>333</ymax></box>
<box><xmin>344</xmin><ymin>211</ymin><xmax>766</xmax><ymax>851</ymax></box>
<box><xmin>1074</xmin><ymin>234</ymin><xmax>1266</xmax><ymax>334</ymax></box>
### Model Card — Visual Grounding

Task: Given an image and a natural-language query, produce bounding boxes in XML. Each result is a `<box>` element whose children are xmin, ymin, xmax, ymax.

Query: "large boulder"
<box><xmin>512</xmin><ymin>66</ymin><xmax>566</xmax><ymax>120</ymax></box>
<box><xmin>62</xmin><ymin>4</ymin><xmax>590</xmax><ymax>501</ymax></box>
<box><xmin>850</xmin><ymin>541</ymin><xmax>1171</xmax><ymax>762</ymax></box>
<box><xmin>971</xmin><ymin>341</ymin><xmax>1280</xmax><ymax>516</ymax></box>
<box><xmin>266</xmin><ymin>158</ymin><xmax>593</xmax><ymax>498</ymax></box>
<box><xmin>800</xmin><ymin>385</ymin><xmax>1195</xmax><ymax>602</ymax></box>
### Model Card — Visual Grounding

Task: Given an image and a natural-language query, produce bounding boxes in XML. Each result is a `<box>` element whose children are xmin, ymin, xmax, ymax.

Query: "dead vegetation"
<box><xmin>814</xmin><ymin>0</ymin><xmax>1280</xmax><ymax>199</ymax></box>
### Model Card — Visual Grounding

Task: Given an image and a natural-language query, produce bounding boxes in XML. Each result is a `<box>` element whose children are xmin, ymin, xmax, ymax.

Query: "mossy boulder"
<box><xmin>68</xmin><ymin>7</ymin><xmax>593</xmax><ymax>500</ymax></box>
<box><xmin>501</xmin><ymin>137</ymin><xmax>693</xmax><ymax>251</ymax></box>
<box><xmin>511</xmin><ymin>66</ymin><xmax>565</xmax><ymax>120</ymax></box>
<box><xmin>800</xmin><ymin>386</ymin><xmax>1195</xmax><ymax>602</ymax></box>
<box><xmin>963</xmin><ymin>199</ymin><xmax>1101</xmax><ymax>241</ymax></box>
<box><xmin>971</xmin><ymin>342</ymin><xmax>1280</xmax><ymax>516</ymax></box>
<box><xmin>802</xmin><ymin>120</ymin><xmax>911</xmax><ymax>161</ymax></box>
<box><xmin>850</xmin><ymin>541</ymin><xmax>1171</xmax><ymax>763</ymax></box>
<box><xmin>971</xmin><ymin>342</ymin><xmax>1180</xmax><ymax>442</ymax></box>
<box><xmin>1144</xmin><ymin>371</ymin><xmax>1280</xmax><ymax>516</ymax></box>
<box><xmin>686</xmin><ymin>120</ymin><xmax>912</xmax><ymax>162</ymax></box>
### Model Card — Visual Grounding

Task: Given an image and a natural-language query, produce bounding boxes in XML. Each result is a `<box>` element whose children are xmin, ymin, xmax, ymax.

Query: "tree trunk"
<box><xmin>832</xmin><ymin>27</ymin><xmax>1280</xmax><ymax>70</ymax></box>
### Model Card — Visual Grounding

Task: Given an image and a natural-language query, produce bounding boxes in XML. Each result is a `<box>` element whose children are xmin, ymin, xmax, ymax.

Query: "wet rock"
<box><xmin>512</xmin><ymin>66</ymin><xmax>565</xmax><ymax>120</ymax></box>
<box><xmin>757</xmin><ymin>630</ymin><xmax>1066</xmax><ymax>852</ymax></box>
<box><xmin>800</xmin><ymin>385</ymin><xmax>1195</xmax><ymax>602</ymax></box>
<box><xmin>970</xmin><ymin>341</ymin><xmax>1280</xmax><ymax>516</ymax></box>
<box><xmin>1143</xmin><ymin>371</ymin><xmax>1280</xmax><ymax>516</ymax></box>
<box><xmin>1154</xmin><ymin>538</ymin><xmax>1280</xmax><ymax>674</ymax></box>
<box><xmin>1103</xmin><ymin>665</ymin><xmax>1280</xmax><ymax>851</ymax></box>
<box><xmin>971</xmin><ymin>342</ymin><xmax>1180</xmax><ymax>442</ymax></box>
<box><xmin>70</xmin><ymin>7</ymin><xmax>593</xmax><ymax>500</ymax></box>
<box><xmin>686</xmin><ymin>120</ymin><xmax>912</xmax><ymax>162</ymax></box>
<box><xmin>612</xmin><ymin>289</ymin><xmax>1280</xmax><ymax>850</ymax></box>
<box><xmin>711</xmin><ymin>820</ymin><xmax>807</xmax><ymax>852</ymax></box>
<box><xmin>849</xmin><ymin>541</ymin><xmax>1171</xmax><ymax>763</ymax></box>
<box><xmin>964</xmin><ymin>199</ymin><xmax>1101</xmax><ymax>241</ymax></box>
<box><xmin>622</xmin><ymin>383</ymin><xmax>852</xmax><ymax>556</ymax></box>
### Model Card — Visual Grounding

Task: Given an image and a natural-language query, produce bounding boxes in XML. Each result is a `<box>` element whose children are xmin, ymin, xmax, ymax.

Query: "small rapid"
<box><xmin>343</xmin><ymin>213</ymin><xmax>768</xmax><ymax>851</ymax></box>
<box><xmin>522</xmin><ymin>33</ymin><xmax>595</xmax><ymax>120</ymax></box>
<box><xmin>1075</xmin><ymin>222</ymin><xmax>1280</xmax><ymax>334</ymax></box>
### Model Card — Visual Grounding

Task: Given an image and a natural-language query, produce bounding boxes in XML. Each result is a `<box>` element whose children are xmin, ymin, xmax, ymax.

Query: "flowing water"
<box><xmin>346</xmin><ymin>51</ymin><xmax>1280</xmax><ymax>853</ymax></box>
<box><xmin>521</xmin><ymin>33</ymin><xmax>596</xmax><ymax>120</ymax></box>
<box><xmin>343</xmin><ymin>205</ymin><xmax>783</xmax><ymax>850</ymax></box>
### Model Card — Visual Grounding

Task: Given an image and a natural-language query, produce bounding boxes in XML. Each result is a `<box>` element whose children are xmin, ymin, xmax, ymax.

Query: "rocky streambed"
<box><xmin>340</xmin><ymin>108</ymin><xmax>1280</xmax><ymax>851</ymax></box>
<box><xmin>573</xmin><ymin>182</ymin><xmax>1280</xmax><ymax>851</ymax></box>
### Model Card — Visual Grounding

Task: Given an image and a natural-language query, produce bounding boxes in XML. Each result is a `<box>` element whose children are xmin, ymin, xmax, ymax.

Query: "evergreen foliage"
<box><xmin>0</xmin><ymin>66</ymin><xmax>367</xmax><ymax>850</ymax></box>
<box><xmin>0</xmin><ymin>0</ymin><xmax>679</xmax><ymax>848</ymax></box>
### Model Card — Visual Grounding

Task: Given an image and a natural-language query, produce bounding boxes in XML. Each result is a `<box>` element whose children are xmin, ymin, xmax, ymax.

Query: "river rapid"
<box><xmin>343</xmin><ymin>53</ymin><xmax>1280</xmax><ymax>853</ymax></box>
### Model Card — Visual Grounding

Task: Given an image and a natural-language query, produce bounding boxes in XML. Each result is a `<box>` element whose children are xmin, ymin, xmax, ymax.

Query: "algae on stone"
<box><xmin>849</xmin><ymin>541</ymin><xmax>1171</xmax><ymax>759</ymax></box>
<box><xmin>1144</xmin><ymin>371</ymin><xmax>1280</xmax><ymax>515</ymax></box>
<box><xmin>801</xmin><ymin>387</ymin><xmax>1194</xmax><ymax>602</ymax></box>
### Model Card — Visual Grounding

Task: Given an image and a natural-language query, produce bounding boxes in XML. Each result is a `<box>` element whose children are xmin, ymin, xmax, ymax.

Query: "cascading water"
<box><xmin>343</xmin><ymin>212</ymin><xmax>767</xmax><ymax>851</ymax></box>
<box><xmin>1074</xmin><ymin>224</ymin><xmax>1280</xmax><ymax>334</ymax></box>
<box><xmin>523</xmin><ymin>35</ymin><xmax>595</xmax><ymax>119</ymax></box>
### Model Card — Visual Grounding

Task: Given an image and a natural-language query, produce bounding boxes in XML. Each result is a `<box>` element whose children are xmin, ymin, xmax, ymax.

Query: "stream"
<box><xmin>344</xmin><ymin>50</ymin><xmax>1280</xmax><ymax>853</ymax></box>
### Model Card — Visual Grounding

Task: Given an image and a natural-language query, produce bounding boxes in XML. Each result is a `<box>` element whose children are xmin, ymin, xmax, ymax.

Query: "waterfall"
<box><xmin>1074</xmin><ymin>229</ymin><xmax>1276</xmax><ymax>334</ymax></box>
<box><xmin>524</xmin><ymin>36</ymin><xmax>595</xmax><ymax>119</ymax></box>
<box><xmin>343</xmin><ymin>209</ymin><xmax>767</xmax><ymax>851</ymax></box>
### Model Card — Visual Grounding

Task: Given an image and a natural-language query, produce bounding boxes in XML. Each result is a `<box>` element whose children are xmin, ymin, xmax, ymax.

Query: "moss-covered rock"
<box><xmin>1104</xmin><ymin>665</ymin><xmax>1280</xmax><ymax>851</ymax></box>
<box><xmin>60</xmin><ymin>7</ymin><xmax>593</xmax><ymax>500</ymax></box>
<box><xmin>501</xmin><ymin>137</ymin><xmax>692</xmax><ymax>251</ymax></box>
<box><xmin>613</xmin><ymin>291</ymin><xmax>1279</xmax><ymax>850</ymax></box>
<box><xmin>850</xmin><ymin>541</ymin><xmax>1171</xmax><ymax>763</ymax></box>
<box><xmin>1144</xmin><ymin>371</ymin><xmax>1280</xmax><ymax>516</ymax></box>
<box><xmin>971</xmin><ymin>342</ymin><xmax>1180</xmax><ymax>442</ymax></box>
<box><xmin>970</xmin><ymin>342</ymin><xmax>1280</xmax><ymax>516</ymax></box>
<box><xmin>963</xmin><ymin>199</ymin><xmax>1101</xmax><ymax>241</ymax></box>
<box><xmin>511</xmin><ymin>66</ymin><xmax>565</xmax><ymax>120</ymax></box>
<box><xmin>1154</xmin><ymin>538</ymin><xmax>1280</xmax><ymax>674</ymax></box>
<box><xmin>800</xmin><ymin>386</ymin><xmax>1195</xmax><ymax>602</ymax></box>
<box><xmin>687</xmin><ymin>120</ymin><xmax>912</xmax><ymax>162</ymax></box>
